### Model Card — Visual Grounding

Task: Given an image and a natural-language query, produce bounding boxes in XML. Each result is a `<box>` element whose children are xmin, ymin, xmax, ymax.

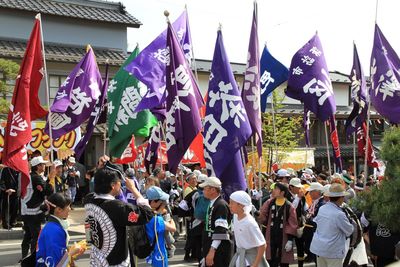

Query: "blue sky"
<box><xmin>122</xmin><ymin>0</ymin><xmax>400</xmax><ymax>74</ymax></box>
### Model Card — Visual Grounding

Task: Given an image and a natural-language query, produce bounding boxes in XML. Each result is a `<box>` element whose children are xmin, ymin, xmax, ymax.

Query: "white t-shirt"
<box><xmin>233</xmin><ymin>214</ymin><xmax>266</xmax><ymax>250</ymax></box>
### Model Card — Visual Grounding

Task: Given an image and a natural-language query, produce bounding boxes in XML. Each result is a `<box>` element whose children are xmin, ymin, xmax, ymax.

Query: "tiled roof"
<box><xmin>0</xmin><ymin>0</ymin><xmax>141</xmax><ymax>27</ymax></box>
<box><xmin>0</xmin><ymin>39</ymin><xmax>126</xmax><ymax>66</ymax></box>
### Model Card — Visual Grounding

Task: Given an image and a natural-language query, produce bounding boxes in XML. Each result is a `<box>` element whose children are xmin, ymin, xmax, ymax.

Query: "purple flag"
<box><xmin>145</xmin><ymin>124</ymin><xmax>161</xmax><ymax>173</ymax></box>
<box><xmin>242</xmin><ymin>2</ymin><xmax>262</xmax><ymax>158</ymax></box>
<box><xmin>204</xmin><ymin>30</ymin><xmax>252</xmax><ymax>198</ymax></box>
<box><xmin>124</xmin><ymin>10</ymin><xmax>193</xmax><ymax>112</ymax></box>
<box><xmin>45</xmin><ymin>47</ymin><xmax>102</xmax><ymax>138</ymax></box>
<box><xmin>286</xmin><ymin>34</ymin><xmax>336</xmax><ymax>122</ymax></box>
<box><xmin>165</xmin><ymin>21</ymin><xmax>204</xmax><ymax>175</ymax></box>
<box><xmin>74</xmin><ymin>64</ymin><xmax>109</xmax><ymax>159</ymax></box>
<box><xmin>370</xmin><ymin>24</ymin><xmax>400</xmax><ymax>124</ymax></box>
<box><xmin>345</xmin><ymin>43</ymin><xmax>368</xmax><ymax>137</ymax></box>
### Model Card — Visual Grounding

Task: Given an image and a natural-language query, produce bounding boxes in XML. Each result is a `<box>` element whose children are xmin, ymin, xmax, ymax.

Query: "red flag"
<box><xmin>357</xmin><ymin>123</ymin><xmax>379</xmax><ymax>168</ymax></box>
<box><xmin>3</xmin><ymin>15</ymin><xmax>48</xmax><ymax>197</ymax></box>
<box><xmin>115</xmin><ymin>136</ymin><xmax>138</xmax><ymax>164</ymax></box>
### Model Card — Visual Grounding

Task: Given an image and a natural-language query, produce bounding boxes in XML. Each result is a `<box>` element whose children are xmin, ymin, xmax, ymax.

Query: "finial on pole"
<box><xmin>218</xmin><ymin>23</ymin><xmax>222</xmax><ymax>31</ymax></box>
<box><xmin>164</xmin><ymin>10</ymin><xmax>170</xmax><ymax>22</ymax></box>
<box><xmin>86</xmin><ymin>44</ymin><xmax>92</xmax><ymax>53</ymax></box>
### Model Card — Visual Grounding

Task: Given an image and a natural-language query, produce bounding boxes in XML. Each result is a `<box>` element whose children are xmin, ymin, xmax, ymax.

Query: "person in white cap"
<box><xmin>303</xmin><ymin>182</ymin><xmax>325</xmax><ymax>263</ymax></box>
<box><xmin>275</xmin><ymin>169</ymin><xmax>291</xmax><ymax>184</ymax></box>
<box><xmin>288</xmin><ymin>178</ymin><xmax>308</xmax><ymax>267</ymax></box>
<box><xmin>228</xmin><ymin>191</ymin><xmax>268</xmax><ymax>267</ymax></box>
<box><xmin>21</xmin><ymin>156</ymin><xmax>52</xmax><ymax>259</ymax></box>
<box><xmin>310</xmin><ymin>183</ymin><xmax>354</xmax><ymax>267</ymax></box>
<box><xmin>200</xmin><ymin>176</ymin><xmax>232</xmax><ymax>266</ymax></box>
<box><xmin>48</xmin><ymin>160</ymin><xmax>65</xmax><ymax>193</ymax></box>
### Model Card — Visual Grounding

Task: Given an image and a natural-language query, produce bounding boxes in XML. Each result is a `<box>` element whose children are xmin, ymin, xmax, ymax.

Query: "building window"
<box><xmin>49</xmin><ymin>75</ymin><xmax>68</xmax><ymax>99</ymax></box>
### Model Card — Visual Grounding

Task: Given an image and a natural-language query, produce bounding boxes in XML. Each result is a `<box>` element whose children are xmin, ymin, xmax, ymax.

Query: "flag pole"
<box><xmin>364</xmin><ymin>0</ymin><xmax>379</xmax><ymax>187</ymax></box>
<box><xmin>271</xmin><ymin>93</ymin><xmax>278</xmax><ymax>164</ymax></box>
<box><xmin>324</xmin><ymin>121</ymin><xmax>332</xmax><ymax>175</ymax></box>
<box><xmin>158</xmin><ymin>121</ymin><xmax>165</xmax><ymax>172</ymax></box>
<box><xmin>363</xmin><ymin>102</ymin><xmax>372</xmax><ymax>187</ymax></box>
<box><xmin>37</xmin><ymin>13</ymin><xmax>54</xmax><ymax>162</ymax></box>
<box><xmin>353</xmin><ymin>132</ymin><xmax>357</xmax><ymax>177</ymax></box>
<box><xmin>184</xmin><ymin>5</ymin><xmax>199</xmax><ymax>82</ymax></box>
<box><xmin>103</xmin><ymin>59</ymin><xmax>109</xmax><ymax>156</ymax></box>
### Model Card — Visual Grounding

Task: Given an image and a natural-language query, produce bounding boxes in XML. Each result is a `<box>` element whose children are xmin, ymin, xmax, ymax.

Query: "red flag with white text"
<box><xmin>357</xmin><ymin>123</ymin><xmax>379</xmax><ymax>168</ymax></box>
<box><xmin>3</xmin><ymin>15</ymin><xmax>48</xmax><ymax>197</ymax></box>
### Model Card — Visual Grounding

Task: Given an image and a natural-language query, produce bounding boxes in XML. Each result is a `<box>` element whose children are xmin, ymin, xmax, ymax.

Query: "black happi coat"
<box><xmin>84</xmin><ymin>193</ymin><xmax>153</xmax><ymax>266</ymax></box>
<box><xmin>202</xmin><ymin>196</ymin><xmax>233</xmax><ymax>266</ymax></box>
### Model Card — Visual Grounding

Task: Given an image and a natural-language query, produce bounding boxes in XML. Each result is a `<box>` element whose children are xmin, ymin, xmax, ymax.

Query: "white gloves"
<box><xmin>285</xmin><ymin>240</ymin><xmax>293</xmax><ymax>252</ymax></box>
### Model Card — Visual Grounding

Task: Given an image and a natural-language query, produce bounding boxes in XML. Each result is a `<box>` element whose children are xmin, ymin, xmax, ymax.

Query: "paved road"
<box><xmin>0</xmin><ymin>235</ymin><xmax>197</xmax><ymax>267</ymax></box>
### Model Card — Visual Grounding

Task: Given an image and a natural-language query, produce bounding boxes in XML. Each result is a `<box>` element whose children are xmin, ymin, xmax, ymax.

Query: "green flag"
<box><xmin>108</xmin><ymin>46</ymin><xmax>158</xmax><ymax>158</ymax></box>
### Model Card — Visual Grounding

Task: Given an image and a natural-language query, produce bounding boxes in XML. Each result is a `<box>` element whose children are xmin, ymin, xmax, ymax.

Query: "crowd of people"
<box><xmin>0</xmin><ymin>152</ymin><xmax>399</xmax><ymax>267</ymax></box>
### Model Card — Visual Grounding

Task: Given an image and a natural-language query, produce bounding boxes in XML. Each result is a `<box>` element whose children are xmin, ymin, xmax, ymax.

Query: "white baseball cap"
<box><xmin>276</xmin><ymin>169</ymin><xmax>290</xmax><ymax>177</ymax></box>
<box><xmin>199</xmin><ymin>176</ymin><xmax>222</xmax><ymax>189</ymax></box>
<box><xmin>289</xmin><ymin>178</ymin><xmax>303</xmax><ymax>188</ymax></box>
<box><xmin>68</xmin><ymin>157</ymin><xmax>76</xmax><ymax>163</ymax></box>
<box><xmin>31</xmin><ymin>156</ymin><xmax>48</xmax><ymax>167</ymax></box>
<box><xmin>306</xmin><ymin>182</ymin><xmax>324</xmax><ymax>192</ymax></box>
<box><xmin>53</xmin><ymin>160</ymin><xmax>63</xmax><ymax>167</ymax></box>
<box><xmin>197</xmin><ymin>174</ymin><xmax>207</xmax><ymax>183</ymax></box>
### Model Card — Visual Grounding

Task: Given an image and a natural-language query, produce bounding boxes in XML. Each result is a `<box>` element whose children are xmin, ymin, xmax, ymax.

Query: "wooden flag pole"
<box><xmin>38</xmin><ymin>13</ymin><xmax>54</xmax><ymax>162</ymax></box>
<box><xmin>353</xmin><ymin>132</ymin><xmax>357</xmax><ymax>177</ymax></box>
<box><xmin>324</xmin><ymin>122</ymin><xmax>332</xmax><ymax>175</ymax></box>
<box><xmin>270</xmin><ymin>93</ymin><xmax>278</xmax><ymax>166</ymax></box>
<box><xmin>363</xmin><ymin>101</ymin><xmax>372</xmax><ymax>187</ymax></box>
<box><xmin>158</xmin><ymin>121</ymin><xmax>165</xmax><ymax>172</ymax></box>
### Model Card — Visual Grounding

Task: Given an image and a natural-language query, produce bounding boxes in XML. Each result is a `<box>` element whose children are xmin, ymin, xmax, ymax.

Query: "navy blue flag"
<box><xmin>345</xmin><ymin>43</ymin><xmax>367</xmax><ymax>138</ymax></box>
<box><xmin>204</xmin><ymin>29</ymin><xmax>252</xmax><ymax>198</ymax></box>
<box><xmin>260</xmin><ymin>45</ymin><xmax>288</xmax><ymax>112</ymax></box>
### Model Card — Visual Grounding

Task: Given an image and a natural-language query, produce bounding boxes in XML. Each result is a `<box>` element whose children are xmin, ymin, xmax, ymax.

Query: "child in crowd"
<box><xmin>146</xmin><ymin>186</ymin><xmax>176</xmax><ymax>267</ymax></box>
<box><xmin>36</xmin><ymin>193</ymin><xmax>86</xmax><ymax>266</ymax></box>
<box><xmin>229</xmin><ymin>191</ymin><xmax>269</xmax><ymax>267</ymax></box>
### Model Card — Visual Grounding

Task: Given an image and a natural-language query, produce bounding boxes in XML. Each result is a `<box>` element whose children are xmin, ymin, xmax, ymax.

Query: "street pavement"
<box><xmin>0</xmin><ymin>208</ymin><xmax>316</xmax><ymax>267</ymax></box>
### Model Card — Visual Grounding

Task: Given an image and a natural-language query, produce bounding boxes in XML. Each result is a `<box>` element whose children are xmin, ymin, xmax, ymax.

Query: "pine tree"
<box><xmin>354</xmin><ymin>126</ymin><xmax>400</xmax><ymax>232</ymax></box>
<box><xmin>0</xmin><ymin>58</ymin><xmax>19</xmax><ymax>117</ymax></box>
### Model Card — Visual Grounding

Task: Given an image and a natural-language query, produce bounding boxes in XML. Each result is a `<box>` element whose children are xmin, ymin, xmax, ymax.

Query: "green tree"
<box><xmin>0</xmin><ymin>58</ymin><xmax>19</xmax><ymax>116</ymax></box>
<box><xmin>353</xmin><ymin>126</ymin><xmax>400</xmax><ymax>231</ymax></box>
<box><xmin>261</xmin><ymin>90</ymin><xmax>303</xmax><ymax>162</ymax></box>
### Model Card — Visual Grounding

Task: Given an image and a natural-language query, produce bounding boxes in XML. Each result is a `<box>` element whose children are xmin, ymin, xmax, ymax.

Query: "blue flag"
<box><xmin>260</xmin><ymin>45</ymin><xmax>288</xmax><ymax>112</ymax></box>
<box><xmin>204</xmin><ymin>30</ymin><xmax>252</xmax><ymax>197</ymax></box>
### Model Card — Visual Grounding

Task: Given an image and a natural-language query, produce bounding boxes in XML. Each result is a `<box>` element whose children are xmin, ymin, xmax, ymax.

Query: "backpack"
<box><xmin>127</xmin><ymin>210</ymin><xmax>155</xmax><ymax>259</ymax></box>
<box><xmin>194</xmin><ymin>191</ymin><xmax>210</xmax><ymax>220</ymax></box>
<box><xmin>342</xmin><ymin>205</ymin><xmax>362</xmax><ymax>248</ymax></box>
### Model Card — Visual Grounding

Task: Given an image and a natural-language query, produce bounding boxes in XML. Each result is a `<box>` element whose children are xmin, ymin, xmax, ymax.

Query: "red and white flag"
<box><xmin>115</xmin><ymin>136</ymin><xmax>137</xmax><ymax>164</ymax></box>
<box><xmin>3</xmin><ymin>15</ymin><xmax>48</xmax><ymax>197</ymax></box>
<box><xmin>357</xmin><ymin>123</ymin><xmax>379</xmax><ymax>168</ymax></box>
